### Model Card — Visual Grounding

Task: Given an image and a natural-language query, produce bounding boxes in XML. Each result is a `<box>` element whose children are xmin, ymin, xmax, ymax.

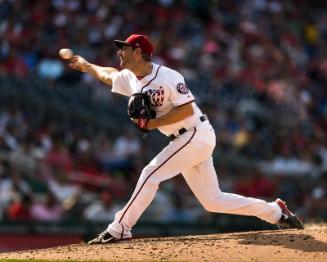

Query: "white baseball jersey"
<box><xmin>106</xmin><ymin>63</ymin><xmax>282</xmax><ymax>240</ymax></box>
<box><xmin>111</xmin><ymin>63</ymin><xmax>204</xmax><ymax>136</ymax></box>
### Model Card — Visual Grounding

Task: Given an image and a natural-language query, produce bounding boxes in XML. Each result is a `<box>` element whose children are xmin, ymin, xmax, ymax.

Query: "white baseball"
<box><xmin>59</xmin><ymin>48</ymin><xmax>73</xmax><ymax>59</ymax></box>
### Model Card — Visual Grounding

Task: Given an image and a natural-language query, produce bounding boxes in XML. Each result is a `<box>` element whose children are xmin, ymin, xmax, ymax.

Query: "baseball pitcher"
<box><xmin>68</xmin><ymin>34</ymin><xmax>303</xmax><ymax>244</ymax></box>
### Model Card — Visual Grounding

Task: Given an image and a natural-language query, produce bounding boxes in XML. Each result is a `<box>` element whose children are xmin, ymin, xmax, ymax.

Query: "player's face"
<box><xmin>117</xmin><ymin>45</ymin><xmax>136</xmax><ymax>69</ymax></box>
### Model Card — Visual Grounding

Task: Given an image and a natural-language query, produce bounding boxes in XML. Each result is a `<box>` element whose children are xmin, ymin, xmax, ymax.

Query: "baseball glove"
<box><xmin>128</xmin><ymin>93</ymin><xmax>156</xmax><ymax>131</ymax></box>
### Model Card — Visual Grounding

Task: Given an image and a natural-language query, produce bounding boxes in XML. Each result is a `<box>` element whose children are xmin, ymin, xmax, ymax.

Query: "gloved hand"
<box><xmin>128</xmin><ymin>93</ymin><xmax>156</xmax><ymax>131</ymax></box>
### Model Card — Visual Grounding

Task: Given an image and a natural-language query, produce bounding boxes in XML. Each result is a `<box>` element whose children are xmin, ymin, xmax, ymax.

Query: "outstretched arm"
<box><xmin>69</xmin><ymin>56</ymin><xmax>118</xmax><ymax>86</ymax></box>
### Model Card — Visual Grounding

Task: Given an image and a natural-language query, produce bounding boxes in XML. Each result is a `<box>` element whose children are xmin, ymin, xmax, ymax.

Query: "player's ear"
<box><xmin>133</xmin><ymin>47</ymin><xmax>143</xmax><ymax>60</ymax></box>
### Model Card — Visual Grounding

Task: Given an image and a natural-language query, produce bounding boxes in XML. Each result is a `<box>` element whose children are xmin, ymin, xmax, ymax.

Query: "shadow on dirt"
<box><xmin>143</xmin><ymin>229</ymin><xmax>327</xmax><ymax>253</ymax></box>
<box><xmin>232</xmin><ymin>230</ymin><xmax>327</xmax><ymax>252</ymax></box>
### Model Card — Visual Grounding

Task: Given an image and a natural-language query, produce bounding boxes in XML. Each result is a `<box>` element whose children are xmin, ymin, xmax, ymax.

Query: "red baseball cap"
<box><xmin>114</xmin><ymin>34</ymin><xmax>154</xmax><ymax>56</ymax></box>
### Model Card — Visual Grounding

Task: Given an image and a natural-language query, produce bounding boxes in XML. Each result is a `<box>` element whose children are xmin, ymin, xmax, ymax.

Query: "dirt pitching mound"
<box><xmin>1</xmin><ymin>225</ymin><xmax>326</xmax><ymax>261</ymax></box>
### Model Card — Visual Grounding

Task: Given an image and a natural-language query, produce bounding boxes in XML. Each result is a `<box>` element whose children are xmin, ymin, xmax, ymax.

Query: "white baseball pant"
<box><xmin>107</xmin><ymin>121</ymin><xmax>282</xmax><ymax>239</ymax></box>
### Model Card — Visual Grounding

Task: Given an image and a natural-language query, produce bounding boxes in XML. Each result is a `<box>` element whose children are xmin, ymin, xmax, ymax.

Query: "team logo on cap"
<box><xmin>145</xmin><ymin>86</ymin><xmax>165</xmax><ymax>106</ymax></box>
<box><xmin>176</xmin><ymin>83</ymin><xmax>189</xmax><ymax>94</ymax></box>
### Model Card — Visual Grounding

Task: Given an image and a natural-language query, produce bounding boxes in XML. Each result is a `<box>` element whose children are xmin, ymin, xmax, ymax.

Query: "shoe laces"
<box><xmin>278</xmin><ymin>214</ymin><xmax>291</xmax><ymax>229</ymax></box>
<box><xmin>98</xmin><ymin>230</ymin><xmax>109</xmax><ymax>239</ymax></box>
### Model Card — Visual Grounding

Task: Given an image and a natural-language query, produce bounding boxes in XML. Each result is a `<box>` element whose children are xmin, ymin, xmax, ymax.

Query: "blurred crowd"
<box><xmin>0</xmin><ymin>0</ymin><xmax>326</xmax><ymax>224</ymax></box>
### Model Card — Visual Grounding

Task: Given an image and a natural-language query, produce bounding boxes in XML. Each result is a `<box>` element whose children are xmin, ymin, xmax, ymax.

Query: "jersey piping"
<box><xmin>140</xmin><ymin>65</ymin><xmax>162</xmax><ymax>93</ymax></box>
<box><xmin>176</xmin><ymin>99</ymin><xmax>195</xmax><ymax>107</ymax></box>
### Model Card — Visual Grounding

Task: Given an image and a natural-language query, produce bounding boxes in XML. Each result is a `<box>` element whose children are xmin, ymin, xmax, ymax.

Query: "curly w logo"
<box><xmin>145</xmin><ymin>86</ymin><xmax>165</xmax><ymax>106</ymax></box>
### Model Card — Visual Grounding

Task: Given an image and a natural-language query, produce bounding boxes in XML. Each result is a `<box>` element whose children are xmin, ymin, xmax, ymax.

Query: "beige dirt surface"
<box><xmin>0</xmin><ymin>225</ymin><xmax>326</xmax><ymax>262</ymax></box>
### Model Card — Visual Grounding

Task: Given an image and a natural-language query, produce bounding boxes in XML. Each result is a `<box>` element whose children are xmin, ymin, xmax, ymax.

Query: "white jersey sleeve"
<box><xmin>111</xmin><ymin>69</ymin><xmax>139</xmax><ymax>97</ymax></box>
<box><xmin>167</xmin><ymin>70</ymin><xmax>195</xmax><ymax>106</ymax></box>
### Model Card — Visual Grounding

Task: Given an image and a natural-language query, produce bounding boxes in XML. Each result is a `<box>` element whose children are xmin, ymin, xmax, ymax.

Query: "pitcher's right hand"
<box><xmin>69</xmin><ymin>55</ymin><xmax>90</xmax><ymax>72</ymax></box>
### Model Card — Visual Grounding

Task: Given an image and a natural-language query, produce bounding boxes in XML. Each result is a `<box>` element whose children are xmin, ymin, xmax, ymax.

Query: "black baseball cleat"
<box><xmin>87</xmin><ymin>230</ymin><xmax>120</xmax><ymax>244</ymax></box>
<box><xmin>275</xmin><ymin>198</ymin><xmax>304</xmax><ymax>229</ymax></box>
